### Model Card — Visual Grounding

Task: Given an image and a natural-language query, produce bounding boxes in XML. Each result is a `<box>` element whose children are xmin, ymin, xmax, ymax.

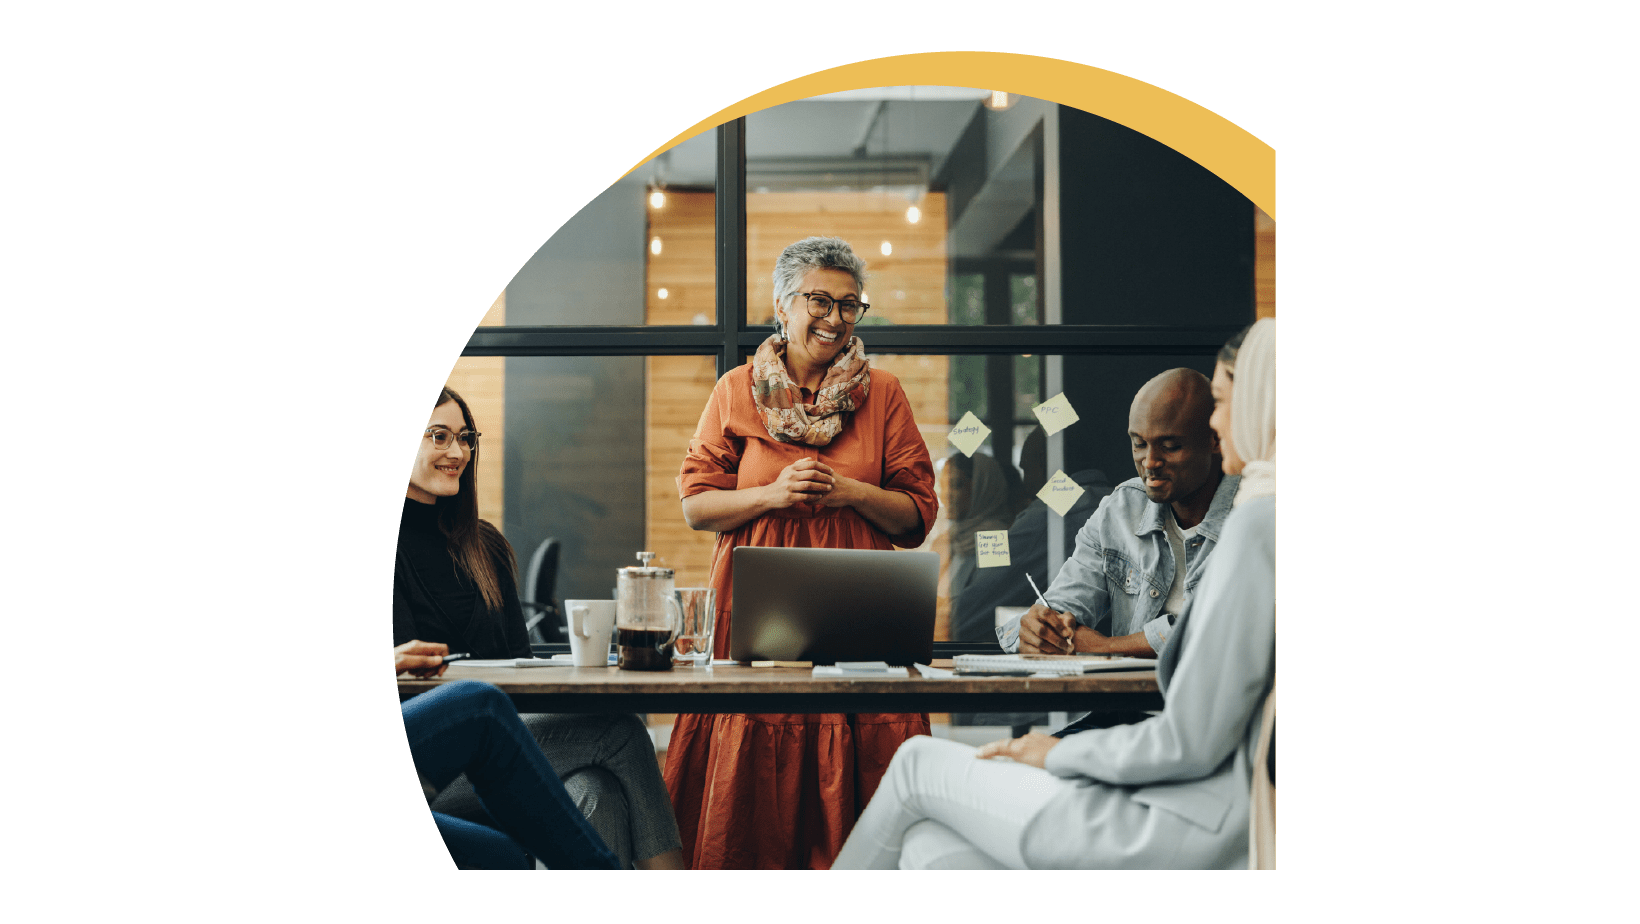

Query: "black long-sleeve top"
<box><xmin>392</xmin><ymin>497</ymin><xmax>531</xmax><ymax>659</ymax></box>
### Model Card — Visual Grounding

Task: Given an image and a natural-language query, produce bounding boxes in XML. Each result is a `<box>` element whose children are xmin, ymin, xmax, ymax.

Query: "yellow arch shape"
<box><xmin>627</xmin><ymin>51</ymin><xmax>1274</xmax><ymax>221</ymax></box>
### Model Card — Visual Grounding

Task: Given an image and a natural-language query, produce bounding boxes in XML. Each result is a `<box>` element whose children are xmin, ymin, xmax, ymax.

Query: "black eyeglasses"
<box><xmin>800</xmin><ymin>292</ymin><xmax>870</xmax><ymax>324</ymax></box>
<box><xmin>425</xmin><ymin>427</ymin><xmax>480</xmax><ymax>452</ymax></box>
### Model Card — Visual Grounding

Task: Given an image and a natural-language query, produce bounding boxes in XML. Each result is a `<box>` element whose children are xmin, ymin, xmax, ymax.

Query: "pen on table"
<box><xmin>1025</xmin><ymin>574</ymin><xmax>1074</xmax><ymax>654</ymax></box>
<box><xmin>441</xmin><ymin>653</ymin><xmax>472</xmax><ymax>664</ymax></box>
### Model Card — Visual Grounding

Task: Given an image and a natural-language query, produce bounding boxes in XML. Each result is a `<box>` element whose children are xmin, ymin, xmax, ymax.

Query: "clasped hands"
<box><xmin>765</xmin><ymin>457</ymin><xmax>859</xmax><ymax>510</ymax></box>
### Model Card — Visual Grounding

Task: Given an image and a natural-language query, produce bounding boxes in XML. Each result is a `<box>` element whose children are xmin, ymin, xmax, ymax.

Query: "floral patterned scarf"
<box><xmin>749</xmin><ymin>333</ymin><xmax>871</xmax><ymax>446</ymax></box>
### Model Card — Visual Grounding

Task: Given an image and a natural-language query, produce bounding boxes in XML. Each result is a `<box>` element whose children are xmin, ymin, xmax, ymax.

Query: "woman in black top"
<box><xmin>394</xmin><ymin>387</ymin><xmax>684</xmax><ymax>869</ymax></box>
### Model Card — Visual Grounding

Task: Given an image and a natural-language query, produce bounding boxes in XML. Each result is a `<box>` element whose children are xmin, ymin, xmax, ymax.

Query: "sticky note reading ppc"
<box><xmin>947</xmin><ymin>411</ymin><xmax>990</xmax><ymax>457</ymax></box>
<box><xmin>1031</xmin><ymin>393</ymin><xmax>1080</xmax><ymax>435</ymax></box>
<box><xmin>1037</xmin><ymin>469</ymin><xmax>1086</xmax><ymax>517</ymax></box>
<box><xmin>975</xmin><ymin>530</ymin><xmax>1011</xmax><ymax>568</ymax></box>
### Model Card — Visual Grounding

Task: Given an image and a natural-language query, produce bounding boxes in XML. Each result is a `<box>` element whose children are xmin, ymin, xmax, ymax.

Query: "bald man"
<box><xmin>997</xmin><ymin>368</ymin><xmax>1242</xmax><ymax>660</ymax></box>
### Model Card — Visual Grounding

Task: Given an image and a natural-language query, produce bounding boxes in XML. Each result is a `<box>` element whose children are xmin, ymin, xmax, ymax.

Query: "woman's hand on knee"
<box><xmin>974</xmin><ymin>732</ymin><xmax>1060</xmax><ymax>769</ymax></box>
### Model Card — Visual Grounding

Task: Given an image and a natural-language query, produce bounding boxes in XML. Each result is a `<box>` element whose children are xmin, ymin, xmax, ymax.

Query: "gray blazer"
<box><xmin>1021</xmin><ymin>495</ymin><xmax>1275</xmax><ymax>869</ymax></box>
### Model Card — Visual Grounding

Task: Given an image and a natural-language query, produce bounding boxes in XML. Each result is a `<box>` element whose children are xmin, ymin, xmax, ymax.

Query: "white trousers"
<box><xmin>832</xmin><ymin>736</ymin><xmax>1066</xmax><ymax>869</ymax></box>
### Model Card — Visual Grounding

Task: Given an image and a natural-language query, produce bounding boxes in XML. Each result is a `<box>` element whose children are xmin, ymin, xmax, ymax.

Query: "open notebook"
<box><xmin>952</xmin><ymin>653</ymin><xmax>1158</xmax><ymax>675</ymax></box>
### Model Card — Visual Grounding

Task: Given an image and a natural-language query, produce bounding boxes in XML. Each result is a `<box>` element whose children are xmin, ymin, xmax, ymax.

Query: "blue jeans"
<box><xmin>402</xmin><ymin>680</ymin><xmax>620</xmax><ymax>869</ymax></box>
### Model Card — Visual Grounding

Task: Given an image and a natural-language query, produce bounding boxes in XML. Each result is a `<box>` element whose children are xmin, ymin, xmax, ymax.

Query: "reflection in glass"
<box><xmin>869</xmin><ymin>351</ymin><xmax>1220</xmax><ymax>641</ymax></box>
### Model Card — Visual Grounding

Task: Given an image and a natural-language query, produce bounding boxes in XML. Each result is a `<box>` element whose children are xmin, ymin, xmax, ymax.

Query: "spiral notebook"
<box><xmin>952</xmin><ymin>654</ymin><xmax>1158</xmax><ymax>675</ymax></box>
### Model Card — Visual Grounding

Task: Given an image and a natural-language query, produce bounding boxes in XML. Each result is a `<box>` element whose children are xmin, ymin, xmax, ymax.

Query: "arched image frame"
<box><xmin>631</xmin><ymin>52</ymin><xmax>1274</xmax><ymax>219</ymax></box>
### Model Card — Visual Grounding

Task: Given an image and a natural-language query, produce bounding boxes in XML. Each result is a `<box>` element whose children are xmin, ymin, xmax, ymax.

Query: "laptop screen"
<box><xmin>730</xmin><ymin>547</ymin><xmax>938</xmax><ymax>665</ymax></box>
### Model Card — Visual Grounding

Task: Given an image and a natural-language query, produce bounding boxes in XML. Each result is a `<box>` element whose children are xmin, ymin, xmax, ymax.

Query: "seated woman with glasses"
<box><xmin>395</xmin><ymin>387</ymin><xmax>684</xmax><ymax>869</ymax></box>
<box><xmin>664</xmin><ymin>237</ymin><xmax>940</xmax><ymax>869</ymax></box>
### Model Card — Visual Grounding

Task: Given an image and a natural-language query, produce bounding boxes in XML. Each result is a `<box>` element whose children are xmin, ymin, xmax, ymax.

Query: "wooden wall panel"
<box><xmin>644</xmin><ymin>355</ymin><xmax>719</xmax><ymax>589</ymax></box>
<box><xmin>645</xmin><ymin>191</ymin><xmax>717</xmax><ymax>327</ymax></box>
<box><xmin>645</xmin><ymin>193</ymin><xmax>720</xmax><ymax>585</ymax></box>
<box><xmin>1255</xmin><ymin>206</ymin><xmax>1276</xmax><ymax>319</ymax></box>
<box><xmin>745</xmin><ymin>192</ymin><xmax>949</xmax><ymax>327</ymax></box>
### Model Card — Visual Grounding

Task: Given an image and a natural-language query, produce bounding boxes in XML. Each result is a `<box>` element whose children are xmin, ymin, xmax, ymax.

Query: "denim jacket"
<box><xmin>997</xmin><ymin>473</ymin><xmax>1240</xmax><ymax>658</ymax></box>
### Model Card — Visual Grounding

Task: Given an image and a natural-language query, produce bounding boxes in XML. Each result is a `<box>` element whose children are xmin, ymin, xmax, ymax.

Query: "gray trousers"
<box><xmin>428</xmin><ymin>712</ymin><xmax>681</xmax><ymax>868</ymax></box>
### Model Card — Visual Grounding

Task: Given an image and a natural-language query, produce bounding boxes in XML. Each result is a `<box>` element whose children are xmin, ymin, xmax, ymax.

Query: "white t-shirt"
<box><xmin>1163</xmin><ymin>507</ymin><xmax>1201</xmax><ymax>617</ymax></box>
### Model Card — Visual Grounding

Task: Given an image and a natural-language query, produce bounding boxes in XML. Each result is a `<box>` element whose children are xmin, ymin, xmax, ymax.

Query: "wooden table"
<box><xmin>397</xmin><ymin>661</ymin><xmax>1162</xmax><ymax>715</ymax></box>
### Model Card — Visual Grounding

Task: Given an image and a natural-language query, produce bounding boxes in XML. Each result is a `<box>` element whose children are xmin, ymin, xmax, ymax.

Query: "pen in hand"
<box><xmin>1025</xmin><ymin>574</ymin><xmax>1075</xmax><ymax>654</ymax></box>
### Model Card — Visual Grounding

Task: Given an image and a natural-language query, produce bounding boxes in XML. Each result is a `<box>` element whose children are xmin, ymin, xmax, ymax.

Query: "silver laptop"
<box><xmin>730</xmin><ymin>547</ymin><xmax>939</xmax><ymax>665</ymax></box>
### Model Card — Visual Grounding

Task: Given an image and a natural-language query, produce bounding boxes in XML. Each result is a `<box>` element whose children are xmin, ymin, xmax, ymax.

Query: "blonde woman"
<box><xmin>833</xmin><ymin>319</ymin><xmax>1275</xmax><ymax>869</ymax></box>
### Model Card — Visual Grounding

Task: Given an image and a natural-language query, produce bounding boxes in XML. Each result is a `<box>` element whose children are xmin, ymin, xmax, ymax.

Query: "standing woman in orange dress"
<box><xmin>663</xmin><ymin>236</ymin><xmax>939</xmax><ymax>869</ymax></box>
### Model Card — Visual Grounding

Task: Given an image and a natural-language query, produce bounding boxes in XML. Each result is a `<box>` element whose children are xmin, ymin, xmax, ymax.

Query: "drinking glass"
<box><xmin>672</xmin><ymin>587</ymin><xmax>716</xmax><ymax>667</ymax></box>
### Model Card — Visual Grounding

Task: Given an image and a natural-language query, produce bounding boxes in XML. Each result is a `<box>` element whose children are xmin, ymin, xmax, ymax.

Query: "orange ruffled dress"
<box><xmin>663</xmin><ymin>364</ymin><xmax>939</xmax><ymax>869</ymax></box>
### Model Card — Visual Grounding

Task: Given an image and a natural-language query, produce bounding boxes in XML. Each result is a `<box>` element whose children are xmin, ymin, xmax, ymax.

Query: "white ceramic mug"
<box><xmin>565</xmin><ymin>600</ymin><xmax>616</xmax><ymax>667</ymax></box>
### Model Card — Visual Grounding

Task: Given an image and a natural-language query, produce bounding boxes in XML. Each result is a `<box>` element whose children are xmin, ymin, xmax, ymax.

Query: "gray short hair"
<box><xmin>771</xmin><ymin>237</ymin><xmax>868</xmax><ymax>327</ymax></box>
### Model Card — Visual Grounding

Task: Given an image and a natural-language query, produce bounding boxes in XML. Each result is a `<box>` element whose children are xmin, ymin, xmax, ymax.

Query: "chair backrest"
<box><xmin>522</xmin><ymin>538</ymin><xmax>564</xmax><ymax>642</ymax></box>
<box><xmin>524</xmin><ymin>537</ymin><xmax>561</xmax><ymax>606</ymax></box>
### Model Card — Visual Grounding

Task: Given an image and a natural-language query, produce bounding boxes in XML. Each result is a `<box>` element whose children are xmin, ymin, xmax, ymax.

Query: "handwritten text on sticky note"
<box><xmin>1031</xmin><ymin>393</ymin><xmax>1080</xmax><ymax>435</ymax></box>
<box><xmin>975</xmin><ymin>530</ymin><xmax>1011</xmax><ymax>568</ymax></box>
<box><xmin>947</xmin><ymin>411</ymin><xmax>990</xmax><ymax>457</ymax></box>
<box><xmin>1038</xmin><ymin>469</ymin><xmax>1086</xmax><ymax>517</ymax></box>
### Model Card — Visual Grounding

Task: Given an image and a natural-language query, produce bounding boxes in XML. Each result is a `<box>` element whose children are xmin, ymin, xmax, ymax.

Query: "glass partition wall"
<box><xmin>446</xmin><ymin>86</ymin><xmax>1270</xmax><ymax>647</ymax></box>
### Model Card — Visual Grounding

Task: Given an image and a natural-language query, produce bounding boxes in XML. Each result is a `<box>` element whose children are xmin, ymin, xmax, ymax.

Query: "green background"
<box><xmin>12</xmin><ymin>0</ymin><xmax>1626</xmax><ymax>912</ymax></box>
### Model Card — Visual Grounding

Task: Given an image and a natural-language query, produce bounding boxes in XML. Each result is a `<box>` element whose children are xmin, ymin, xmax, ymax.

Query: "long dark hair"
<box><xmin>432</xmin><ymin>386</ymin><xmax>516</xmax><ymax>612</ymax></box>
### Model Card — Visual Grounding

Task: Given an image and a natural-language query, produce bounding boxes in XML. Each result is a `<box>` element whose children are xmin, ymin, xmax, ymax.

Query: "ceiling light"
<box><xmin>657</xmin><ymin>288</ymin><xmax>669</xmax><ymax>300</ymax></box>
<box><xmin>650</xmin><ymin>237</ymin><xmax>662</xmax><ymax>256</ymax></box>
<box><xmin>880</xmin><ymin>241</ymin><xmax>893</xmax><ymax>256</ymax></box>
<box><xmin>905</xmin><ymin>205</ymin><xmax>921</xmax><ymax>224</ymax></box>
<box><xmin>984</xmin><ymin>90</ymin><xmax>1014</xmax><ymax>110</ymax></box>
<box><xmin>649</xmin><ymin>190</ymin><xmax>666</xmax><ymax>209</ymax></box>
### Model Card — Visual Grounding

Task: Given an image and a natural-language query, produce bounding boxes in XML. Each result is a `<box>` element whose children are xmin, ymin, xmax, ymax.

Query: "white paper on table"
<box><xmin>547</xmin><ymin>654</ymin><xmax>619</xmax><ymax>666</ymax></box>
<box><xmin>975</xmin><ymin>529</ymin><xmax>1011</xmax><ymax>568</ymax></box>
<box><xmin>810</xmin><ymin>666</ymin><xmax>911</xmax><ymax>679</ymax></box>
<box><xmin>947</xmin><ymin>411</ymin><xmax>990</xmax><ymax>457</ymax></box>
<box><xmin>914</xmin><ymin>663</ymin><xmax>959</xmax><ymax>679</ymax></box>
<box><xmin>1031</xmin><ymin>393</ymin><xmax>1080</xmax><ymax>435</ymax></box>
<box><xmin>451</xmin><ymin>658</ymin><xmax>569</xmax><ymax>668</ymax></box>
<box><xmin>1037</xmin><ymin>469</ymin><xmax>1087</xmax><ymax>517</ymax></box>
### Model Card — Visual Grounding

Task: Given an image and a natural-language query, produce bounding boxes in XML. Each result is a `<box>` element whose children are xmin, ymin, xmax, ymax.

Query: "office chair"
<box><xmin>521</xmin><ymin>537</ymin><xmax>564</xmax><ymax>645</ymax></box>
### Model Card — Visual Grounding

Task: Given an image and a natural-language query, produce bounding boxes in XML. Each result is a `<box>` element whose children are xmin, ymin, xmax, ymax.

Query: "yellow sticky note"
<box><xmin>1038</xmin><ymin>469</ymin><xmax>1086</xmax><ymax>517</ymax></box>
<box><xmin>1031</xmin><ymin>393</ymin><xmax>1080</xmax><ymax>436</ymax></box>
<box><xmin>947</xmin><ymin>411</ymin><xmax>990</xmax><ymax>457</ymax></box>
<box><xmin>975</xmin><ymin>529</ymin><xmax>1011</xmax><ymax>568</ymax></box>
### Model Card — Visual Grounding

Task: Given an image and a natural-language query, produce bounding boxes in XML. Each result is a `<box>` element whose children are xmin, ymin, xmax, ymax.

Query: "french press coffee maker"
<box><xmin>615</xmin><ymin>551</ymin><xmax>682</xmax><ymax>671</ymax></box>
